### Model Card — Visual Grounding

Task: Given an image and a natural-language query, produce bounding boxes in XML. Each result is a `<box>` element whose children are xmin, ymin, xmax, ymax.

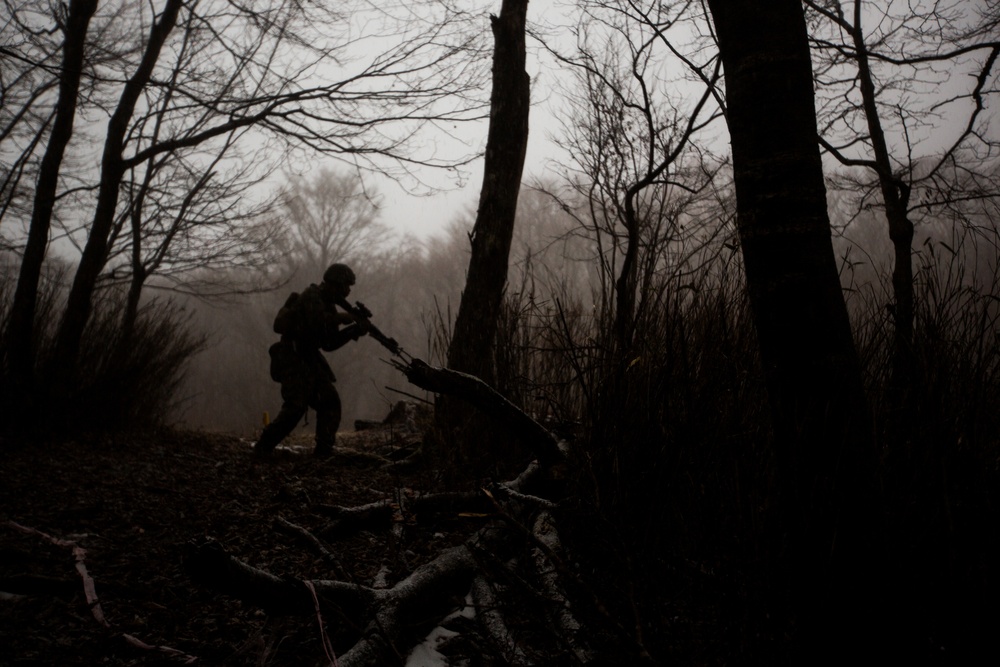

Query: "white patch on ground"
<box><xmin>404</xmin><ymin>592</ymin><xmax>475</xmax><ymax>667</ymax></box>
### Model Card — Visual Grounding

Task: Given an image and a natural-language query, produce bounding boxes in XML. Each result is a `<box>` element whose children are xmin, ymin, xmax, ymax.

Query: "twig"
<box><xmin>122</xmin><ymin>634</ymin><xmax>200</xmax><ymax>664</ymax></box>
<box><xmin>384</xmin><ymin>386</ymin><xmax>434</xmax><ymax>406</ymax></box>
<box><xmin>305</xmin><ymin>580</ymin><xmax>340</xmax><ymax>667</ymax></box>
<box><xmin>274</xmin><ymin>517</ymin><xmax>347</xmax><ymax>579</ymax></box>
<box><xmin>5</xmin><ymin>520</ymin><xmax>109</xmax><ymax>628</ymax></box>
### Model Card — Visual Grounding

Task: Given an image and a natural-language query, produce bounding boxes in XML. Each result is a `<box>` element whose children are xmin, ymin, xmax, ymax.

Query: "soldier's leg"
<box><xmin>254</xmin><ymin>377</ymin><xmax>308</xmax><ymax>457</ymax></box>
<box><xmin>312</xmin><ymin>380</ymin><xmax>342</xmax><ymax>458</ymax></box>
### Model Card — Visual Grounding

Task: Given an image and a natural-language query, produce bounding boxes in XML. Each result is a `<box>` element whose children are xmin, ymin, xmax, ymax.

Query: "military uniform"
<box><xmin>255</xmin><ymin>267</ymin><xmax>364</xmax><ymax>458</ymax></box>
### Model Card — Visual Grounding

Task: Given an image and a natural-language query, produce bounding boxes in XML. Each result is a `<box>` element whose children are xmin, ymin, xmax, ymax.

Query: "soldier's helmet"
<box><xmin>323</xmin><ymin>263</ymin><xmax>356</xmax><ymax>286</ymax></box>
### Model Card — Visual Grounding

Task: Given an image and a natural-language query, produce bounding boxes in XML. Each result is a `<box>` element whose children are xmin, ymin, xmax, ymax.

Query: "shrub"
<box><xmin>1</xmin><ymin>273</ymin><xmax>206</xmax><ymax>436</ymax></box>
<box><xmin>66</xmin><ymin>294</ymin><xmax>207</xmax><ymax>433</ymax></box>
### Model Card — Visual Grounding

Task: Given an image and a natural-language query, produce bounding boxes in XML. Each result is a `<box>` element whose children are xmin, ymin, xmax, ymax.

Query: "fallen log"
<box><xmin>185</xmin><ymin>536</ymin><xmax>480</xmax><ymax>667</ymax></box>
<box><xmin>339</xmin><ymin>545</ymin><xmax>479</xmax><ymax>667</ymax></box>
<box><xmin>397</xmin><ymin>358</ymin><xmax>565</xmax><ymax>465</ymax></box>
<box><xmin>471</xmin><ymin>573</ymin><xmax>530</xmax><ymax>665</ymax></box>
<box><xmin>531</xmin><ymin>510</ymin><xmax>592</xmax><ymax>664</ymax></box>
<box><xmin>316</xmin><ymin>490</ymin><xmax>495</xmax><ymax>538</ymax></box>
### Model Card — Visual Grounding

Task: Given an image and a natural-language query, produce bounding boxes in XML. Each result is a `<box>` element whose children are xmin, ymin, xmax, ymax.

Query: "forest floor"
<box><xmin>7</xmin><ymin>407</ymin><xmax>993</xmax><ymax>665</ymax></box>
<box><xmin>0</xmin><ymin>409</ymin><xmax>494</xmax><ymax>666</ymax></box>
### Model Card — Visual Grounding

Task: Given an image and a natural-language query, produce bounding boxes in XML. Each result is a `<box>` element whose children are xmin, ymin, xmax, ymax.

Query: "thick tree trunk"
<box><xmin>446</xmin><ymin>0</ymin><xmax>530</xmax><ymax>384</ymax></box>
<box><xmin>4</xmin><ymin>0</ymin><xmax>98</xmax><ymax>396</ymax></box>
<box><xmin>437</xmin><ymin>0</ymin><xmax>530</xmax><ymax>471</ymax></box>
<box><xmin>50</xmin><ymin>0</ymin><xmax>183</xmax><ymax>379</ymax></box>
<box><xmin>706</xmin><ymin>0</ymin><xmax>879</xmax><ymax>657</ymax></box>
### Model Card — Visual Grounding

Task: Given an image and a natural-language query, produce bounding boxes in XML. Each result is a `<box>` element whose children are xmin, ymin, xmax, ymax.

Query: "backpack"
<box><xmin>273</xmin><ymin>291</ymin><xmax>300</xmax><ymax>335</ymax></box>
<box><xmin>268</xmin><ymin>340</ymin><xmax>297</xmax><ymax>382</ymax></box>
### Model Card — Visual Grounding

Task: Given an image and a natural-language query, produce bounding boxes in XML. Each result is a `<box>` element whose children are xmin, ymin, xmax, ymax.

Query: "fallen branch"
<box><xmin>471</xmin><ymin>573</ymin><xmax>530</xmax><ymax>666</ymax></box>
<box><xmin>274</xmin><ymin>517</ymin><xmax>347</xmax><ymax>579</ymax></box>
<box><xmin>185</xmin><ymin>537</ymin><xmax>371</xmax><ymax>617</ymax></box>
<box><xmin>5</xmin><ymin>520</ymin><xmax>199</xmax><ymax>663</ymax></box>
<box><xmin>316</xmin><ymin>500</ymin><xmax>395</xmax><ymax>537</ymax></box>
<box><xmin>304</xmin><ymin>580</ymin><xmax>340</xmax><ymax>667</ymax></box>
<box><xmin>531</xmin><ymin>511</ymin><xmax>592</xmax><ymax>664</ymax></box>
<box><xmin>316</xmin><ymin>490</ymin><xmax>494</xmax><ymax>538</ymax></box>
<box><xmin>185</xmin><ymin>537</ymin><xmax>479</xmax><ymax>667</ymax></box>
<box><xmin>5</xmin><ymin>520</ymin><xmax>109</xmax><ymax>628</ymax></box>
<box><xmin>338</xmin><ymin>545</ymin><xmax>478</xmax><ymax>667</ymax></box>
<box><xmin>397</xmin><ymin>358</ymin><xmax>564</xmax><ymax>465</ymax></box>
<box><xmin>122</xmin><ymin>634</ymin><xmax>199</xmax><ymax>664</ymax></box>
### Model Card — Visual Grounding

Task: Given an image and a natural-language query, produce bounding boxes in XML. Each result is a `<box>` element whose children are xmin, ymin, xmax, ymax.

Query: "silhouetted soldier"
<box><xmin>254</xmin><ymin>263</ymin><xmax>368</xmax><ymax>459</ymax></box>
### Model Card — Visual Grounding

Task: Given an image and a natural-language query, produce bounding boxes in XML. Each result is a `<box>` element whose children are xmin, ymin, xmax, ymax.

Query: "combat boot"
<box><xmin>253</xmin><ymin>437</ymin><xmax>278</xmax><ymax>460</ymax></box>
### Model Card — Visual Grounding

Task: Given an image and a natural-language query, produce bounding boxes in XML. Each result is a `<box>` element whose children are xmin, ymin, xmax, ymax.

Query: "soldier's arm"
<box><xmin>320</xmin><ymin>312</ymin><xmax>368</xmax><ymax>351</ymax></box>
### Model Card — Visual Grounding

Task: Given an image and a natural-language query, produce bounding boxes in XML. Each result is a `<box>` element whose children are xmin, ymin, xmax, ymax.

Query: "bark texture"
<box><xmin>706</xmin><ymin>0</ymin><xmax>879</xmax><ymax>657</ymax></box>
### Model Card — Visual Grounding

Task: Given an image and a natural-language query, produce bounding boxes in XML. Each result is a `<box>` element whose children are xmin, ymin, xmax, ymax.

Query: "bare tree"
<box><xmin>0</xmin><ymin>0</ymin><xmax>61</xmax><ymax>232</ymax></box>
<box><xmin>428</xmin><ymin>0</ymin><xmax>530</xmax><ymax>472</ymax></box>
<box><xmin>111</xmin><ymin>132</ymin><xmax>285</xmax><ymax>337</ymax></box>
<box><xmin>280</xmin><ymin>167</ymin><xmax>389</xmax><ymax>280</ymax></box>
<box><xmin>446</xmin><ymin>0</ymin><xmax>530</xmax><ymax>385</ymax></box>
<box><xmin>805</xmin><ymin>0</ymin><xmax>1000</xmax><ymax>389</ymax></box>
<box><xmin>2</xmin><ymin>0</ymin><xmax>97</xmax><ymax>393</ymax></box>
<box><xmin>540</xmin><ymin>0</ymin><xmax>726</xmax><ymax>352</ymax></box>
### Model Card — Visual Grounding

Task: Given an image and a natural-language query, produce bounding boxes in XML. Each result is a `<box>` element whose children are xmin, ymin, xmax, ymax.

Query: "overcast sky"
<box><xmin>375</xmin><ymin>9</ymin><xmax>577</xmax><ymax>243</ymax></box>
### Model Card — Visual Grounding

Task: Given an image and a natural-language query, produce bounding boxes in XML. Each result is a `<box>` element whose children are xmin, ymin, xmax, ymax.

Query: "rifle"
<box><xmin>336</xmin><ymin>298</ymin><xmax>410</xmax><ymax>361</ymax></box>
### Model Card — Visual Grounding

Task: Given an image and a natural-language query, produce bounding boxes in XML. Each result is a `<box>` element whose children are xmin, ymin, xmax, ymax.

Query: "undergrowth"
<box><xmin>464</xmin><ymin>232</ymin><xmax>1000</xmax><ymax>663</ymax></box>
<box><xmin>1</xmin><ymin>266</ymin><xmax>206</xmax><ymax>436</ymax></box>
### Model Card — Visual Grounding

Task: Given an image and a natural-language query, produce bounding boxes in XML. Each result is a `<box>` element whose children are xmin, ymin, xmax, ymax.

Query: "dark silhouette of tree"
<box><xmin>49</xmin><ymin>0</ymin><xmax>185</xmax><ymax>379</ymax></box>
<box><xmin>540</xmin><ymin>0</ymin><xmax>726</xmax><ymax>353</ymax></box>
<box><xmin>805</xmin><ymin>0</ymin><xmax>1000</xmax><ymax>403</ymax></box>
<box><xmin>3</xmin><ymin>0</ymin><xmax>97</xmax><ymax>396</ymax></box>
<box><xmin>436</xmin><ymin>0</ymin><xmax>529</xmax><ymax>471</ymax></box>
<box><xmin>706</xmin><ymin>0</ymin><xmax>878</xmax><ymax>657</ymax></box>
<box><xmin>446</xmin><ymin>0</ymin><xmax>531</xmax><ymax>385</ymax></box>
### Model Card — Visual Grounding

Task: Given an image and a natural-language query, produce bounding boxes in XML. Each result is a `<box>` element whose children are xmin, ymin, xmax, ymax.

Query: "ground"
<box><xmin>0</xmin><ymin>416</ymin><xmax>484</xmax><ymax>666</ymax></box>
